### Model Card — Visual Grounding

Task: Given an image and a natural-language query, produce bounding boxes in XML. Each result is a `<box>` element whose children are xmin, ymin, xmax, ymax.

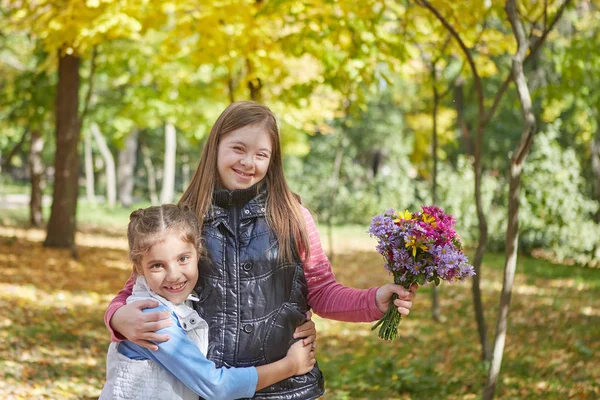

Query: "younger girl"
<box><xmin>100</xmin><ymin>204</ymin><xmax>316</xmax><ymax>400</ymax></box>
<box><xmin>106</xmin><ymin>101</ymin><xmax>417</xmax><ymax>399</ymax></box>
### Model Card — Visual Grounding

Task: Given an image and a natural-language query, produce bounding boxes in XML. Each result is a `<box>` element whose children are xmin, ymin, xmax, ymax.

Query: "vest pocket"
<box><xmin>263</xmin><ymin>302</ymin><xmax>306</xmax><ymax>363</ymax></box>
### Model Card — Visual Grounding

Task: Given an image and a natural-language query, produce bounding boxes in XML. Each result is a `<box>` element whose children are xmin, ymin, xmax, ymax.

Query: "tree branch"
<box><xmin>416</xmin><ymin>0</ymin><xmax>485</xmax><ymax>121</ymax></box>
<box><xmin>528</xmin><ymin>0</ymin><xmax>570</xmax><ymax>61</ymax></box>
<box><xmin>506</xmin><ymin>0</ymin><xmax>536</xmax><ymax>165</ymax></box>
<box><xmin>483</xmin><ymin>0</ymin><xmax>572</xmax><ymax>126</ymax></box>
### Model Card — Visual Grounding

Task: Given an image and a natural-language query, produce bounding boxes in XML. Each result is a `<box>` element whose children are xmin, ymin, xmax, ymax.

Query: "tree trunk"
<box><xmin>484</xmin><ymin>2</ymin><xmax>537</xmax><ymax>398</ymax></box>
<box><xmin>228</xmin><ymin>74</ymin><xmax>236</xmax><ymax>104</ymax></box>
<box><xmin>160</xmin><ymin>123</ymin><xmax>177</xmax><ymax>204</ymax></box>
<box><xmin>246</xmin><ymin>58</ymin><xmax>262</xmax><ymax>102</ymax></box>
<box><xmin>90</xmin><ymin>122</ymin><xmax>117</xmax><ymax>207</ymax></box>
<box><xmin>591</xmin><ymin>125</ymin><xmax>600</xmax><ymax>223</ymax></box>
<box><xmin>118</xmin><ymin>129</ymin><xmax>139</xmax><ymax>207</ymax></box>
<box><xmin>453</xmin><ymin>78</ymin><xmax>474</xmax><ymax>156</ymax></box>
<box><xmin>419</xmin><ymin>0</ymin><xmax>569</xmax><ymax>366</ymax></box>
<box><xmin>483</xmin><ymin>164</ymin><xmax>522</xmax><ymax>400</ymax></box>
<box><xmin>44</xmin><ymin>53</ymin><xmax>81</xmax><ymax>249</ymax></box>
<box><xmin>142</xmin><ymin>145</ymin><xmax>159</xmax><ymax>205</ymax></box>
<box><xmin>84</xmin><ymin>131</ymin><xmax>95</xmax><ymax>203</ymax></box>
<box><xmin>421</xmin><ymin>0</ymin><xmax>492</xmax><ymax>361</ymax></box>
<box><xmin>453</xmin><ymin>75</ymin><xmax>491</xmax><ymax>349</ymax></box>
<box><xmin>472</xmin><ymin>148</ymin><xmax>491</xmax><ymax>361</ymax></box>
<box><xmin>29</xmin><ymin>130</ymin><xmax>44</xmax><ymax>227</ymax></box>
<box><xmin>181</xmin><ymin>154</ymin><xmax>191</xmax><ymax>193</ymax></box>
<box><xmin>452</xmin><ymin>68</ymin><xmax>490</xmax><ymax>361</ymax></box>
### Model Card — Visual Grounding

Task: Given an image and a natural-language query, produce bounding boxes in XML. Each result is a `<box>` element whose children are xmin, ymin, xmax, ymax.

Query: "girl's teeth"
<box><xmin>167</xmin><ymin>282</ymin><xmax>185</xmax><ymax>290</ymax></box>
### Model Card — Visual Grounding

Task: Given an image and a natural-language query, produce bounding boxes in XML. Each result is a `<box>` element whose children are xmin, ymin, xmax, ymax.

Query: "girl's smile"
<box><xmin>163</xmin><ymin>281</ymin><xmax>187</xmax><ymax>292</ymax></box>
<box><xmin>233</xmin><ymin>168</ymin><xmax>253</xmax><ymax>180</ymax></box>
<box><xmin>217</xmin><ymin>123</ymin><xmax>272</xmax><ymax>191</ymax></box>
<box><xmin>140</xmin><ymin>235</ymin><xmax>199</xmax><ymax>304</ymax></box>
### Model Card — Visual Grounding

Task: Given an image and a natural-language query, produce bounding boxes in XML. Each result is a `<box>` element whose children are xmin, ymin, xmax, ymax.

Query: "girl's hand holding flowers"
<box><xmin>375</xmin><ymin>283</ymin><xmax>418</xmax><ymax>316</ymax></box>
<box><xmin>369</xmin><ymin>206</ymin><xmax>475</xmax><ymax>341</ymax></box>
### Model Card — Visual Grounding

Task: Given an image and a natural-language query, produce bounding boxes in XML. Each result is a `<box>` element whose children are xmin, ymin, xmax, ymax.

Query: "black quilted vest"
<box><xmin>193</xmin><ymin>185</ymin><xmax>324</xmax><ymax>399</ymax></box>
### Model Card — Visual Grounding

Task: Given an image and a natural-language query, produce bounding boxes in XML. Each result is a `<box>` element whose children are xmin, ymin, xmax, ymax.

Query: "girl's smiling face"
<box><xmin>217</xmin><ymin>123</ymin><xmax>273</xmax><ymax>191</ymax></box>
<box><xmin>139</xmin><ymin>235</ymin><xmax>199</xmax><ymax>304</ymax></box>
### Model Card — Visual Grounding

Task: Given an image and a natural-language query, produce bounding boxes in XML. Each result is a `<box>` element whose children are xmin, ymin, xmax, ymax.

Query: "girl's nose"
<box><xmin>166</xmin><ymin>266</ymin><xmax>181</xmax><ymax>282</ymax></box>
<box><xmin>240</xmin><ymin>155</ymin><xmax>252</xmax><ymax>167</ymax></box>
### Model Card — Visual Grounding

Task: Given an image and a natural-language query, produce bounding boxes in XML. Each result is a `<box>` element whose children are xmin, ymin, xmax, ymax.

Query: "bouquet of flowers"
<box><xmin>369</xmin><ymin>206</ymin><xmax>475</xmax><ymax>341</ymax></box>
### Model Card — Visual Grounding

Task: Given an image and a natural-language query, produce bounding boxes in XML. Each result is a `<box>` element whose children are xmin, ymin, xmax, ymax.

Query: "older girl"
<box><xmin>105</xmin><ymin>102</ymin><xmax>417</xmax><ymax>399</ymax></box>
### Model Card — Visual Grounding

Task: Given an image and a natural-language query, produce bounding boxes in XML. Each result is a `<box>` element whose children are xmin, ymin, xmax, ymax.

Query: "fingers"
<box><xmin>294</xmin><ymin>327</ymin><xmax>316</xmax><ymax>339</ymax></box>
<box><xmin>136</xmin><ymin>328</ymin><xmax>170</xmax><ymax>342</ymax></box>
<box><xmin>302</xmin><ymin>334</ymin><xmax>316</xmax><ymax>346</ymax></box>
<box><xmin>389</xmin><ymin>283</ymin><xmax>418</xmax><ymax>300</ymax></box>
<box><xmin>305</xmin><ymin>310</ymin><xmax>313</xmax><ymax>320</ymax></box>
<box><xmin>145</xmin><ymin>310</ymin><xmax>172</xmax><ymax>323</ymax></box>
<box><xmin>295</xmin><ymin>324</ymin><xmax>315</xmax><ymax>333</ymax></box>
<box><xmin>309</xmin><ymin>349</ymin><xmax>316</xmax><ymax>367</ymax></box>
<box><xmin>296</xmin><ymin>319</ymin><xmax>315</xmax><ymax>331</ymax></box>
<box><xmin>132</xmin><ymin>299</ymin><xmax>160</xmax><ymax>310</ymax></box>
<box><xmin>143</xmin><ymin>319</ymin><xmax>173</xmax><ymax>332</ymax></box>
<box><xmin>394</xmin><ymin>299</ymin><xmax>413</xmax><ymax>316</ymax></box>
<box><xmin>293</xmin><ymin>319</ymin><xmax>316</xmax><ymax>339</ymax></box>
<box><xmin>395</xmin><ymin>287</ymin><xmax>414</xmax><ymax>299</ymax></box>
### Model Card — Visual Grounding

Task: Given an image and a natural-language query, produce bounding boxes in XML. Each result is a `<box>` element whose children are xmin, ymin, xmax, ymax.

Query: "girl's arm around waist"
<box><xmin>120</xmin><ymin>305</ymin><xmax>258</xmax><ymax>400</ymax></box>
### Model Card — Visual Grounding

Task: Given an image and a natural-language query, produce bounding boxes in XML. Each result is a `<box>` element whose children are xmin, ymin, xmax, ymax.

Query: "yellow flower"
<box><xmin>422</xmin><ymin>213</ymin><xmax>437</xmax><ymax>227</ymax></box>
<box><xmin>394</xmin><ymin>209</ymin><xmax>413</xmax><ymax>223</ymax></box>
<box><xmin>405</xmin><ymin>236</ymin><xmax>428</xmax><ymax>257</ymax></box>
<box><xmin>405</xmin><ymin>236</ymin><xmax>418</xmax><ymax>257</ymax></box>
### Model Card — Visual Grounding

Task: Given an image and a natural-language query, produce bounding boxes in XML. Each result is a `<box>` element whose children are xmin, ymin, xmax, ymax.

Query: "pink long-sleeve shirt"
<box><xmin>104</xmin><ymin>206</ymin><xmax>383</xmax><ymax>341</ymax></box>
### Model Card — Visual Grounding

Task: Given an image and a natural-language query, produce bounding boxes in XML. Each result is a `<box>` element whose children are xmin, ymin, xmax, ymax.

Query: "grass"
<box><xmin>0</xmin><ymin>204</ymin><xmax>598</xmax><ymax>399</ymax></box>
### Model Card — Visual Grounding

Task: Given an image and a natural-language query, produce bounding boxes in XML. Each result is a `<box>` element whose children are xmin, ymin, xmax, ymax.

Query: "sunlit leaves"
<box><xmin>6</xmin><ymin>0</ymin><xmax>151</xmax><ymax>56</ymax></box>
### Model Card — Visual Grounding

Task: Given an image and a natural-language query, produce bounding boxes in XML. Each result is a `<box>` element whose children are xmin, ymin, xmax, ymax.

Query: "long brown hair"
<box><xmin>179</xmin><ymin>101</ymin><xmax>310</xmax><ymax>263</ymax></box>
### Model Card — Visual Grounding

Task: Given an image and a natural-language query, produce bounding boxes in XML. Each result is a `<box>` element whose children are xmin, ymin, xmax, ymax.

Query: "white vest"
<box><xmin>99</xmin><ymin>277</ymin><xmax>209</xmax><ymax>400</ymax></box>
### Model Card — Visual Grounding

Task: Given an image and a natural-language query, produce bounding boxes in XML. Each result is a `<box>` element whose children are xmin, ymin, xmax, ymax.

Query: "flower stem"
<box><xmin>371</xmin><ymin>278</ymin><xmax>415</xmax><ymax>341</ymax></box>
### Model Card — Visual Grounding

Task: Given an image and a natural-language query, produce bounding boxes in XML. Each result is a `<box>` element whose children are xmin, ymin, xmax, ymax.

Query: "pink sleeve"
<box><xmin>104</xmin><ymin>273</ymin><xmax>136</xmax><ymax>342</ymax></box>
<box><xmin>300</xmin><ymin>206</ymin><xmax>384</xmax><ymax>322</ymax></box>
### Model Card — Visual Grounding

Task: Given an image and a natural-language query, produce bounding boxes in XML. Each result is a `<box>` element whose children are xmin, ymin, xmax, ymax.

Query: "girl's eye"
<box><xmin>179</xmin><ymin>255</ymin><xmax>190</xmax><ymax>263</ymax></box>
<box><xmin>150</xmin><ymin>263</ymin><xmax>163</xmax><ymax>269</ymax></box>
<box><xmin>257</xmin><ymin>153</ymin><xmax>269</xmax><ymax>159</ymax></box>
<box><xmin>233</xmin><ymin>146</ymin><xmax>244</xmax><ymax>152</ymax></box>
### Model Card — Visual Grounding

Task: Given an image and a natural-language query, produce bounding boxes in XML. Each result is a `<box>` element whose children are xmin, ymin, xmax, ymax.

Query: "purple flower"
<box><xmin>369</xmin><ymin>207</ymin><xmax>474</xmax><ymax>285</ymax></box>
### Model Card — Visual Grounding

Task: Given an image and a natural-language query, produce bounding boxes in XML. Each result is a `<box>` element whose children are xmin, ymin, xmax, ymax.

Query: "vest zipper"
<box><xmin>230</xmin><ymin>200</ymin><xmax>241</xmax><ymax>365</ymax></box>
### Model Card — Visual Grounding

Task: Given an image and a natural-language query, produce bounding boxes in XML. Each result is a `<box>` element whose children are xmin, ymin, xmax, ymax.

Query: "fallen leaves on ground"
<box><xmin>0</xmin><ymin>228</ymin><xmax>598</xmax><ymax>399</ymax></box>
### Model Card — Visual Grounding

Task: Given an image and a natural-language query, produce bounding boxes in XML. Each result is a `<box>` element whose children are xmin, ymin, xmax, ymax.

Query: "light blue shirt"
<box><xmin>118</xmin><ymin>305</ymin><xmax>258</xmax><ymax>400</ymax></box>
